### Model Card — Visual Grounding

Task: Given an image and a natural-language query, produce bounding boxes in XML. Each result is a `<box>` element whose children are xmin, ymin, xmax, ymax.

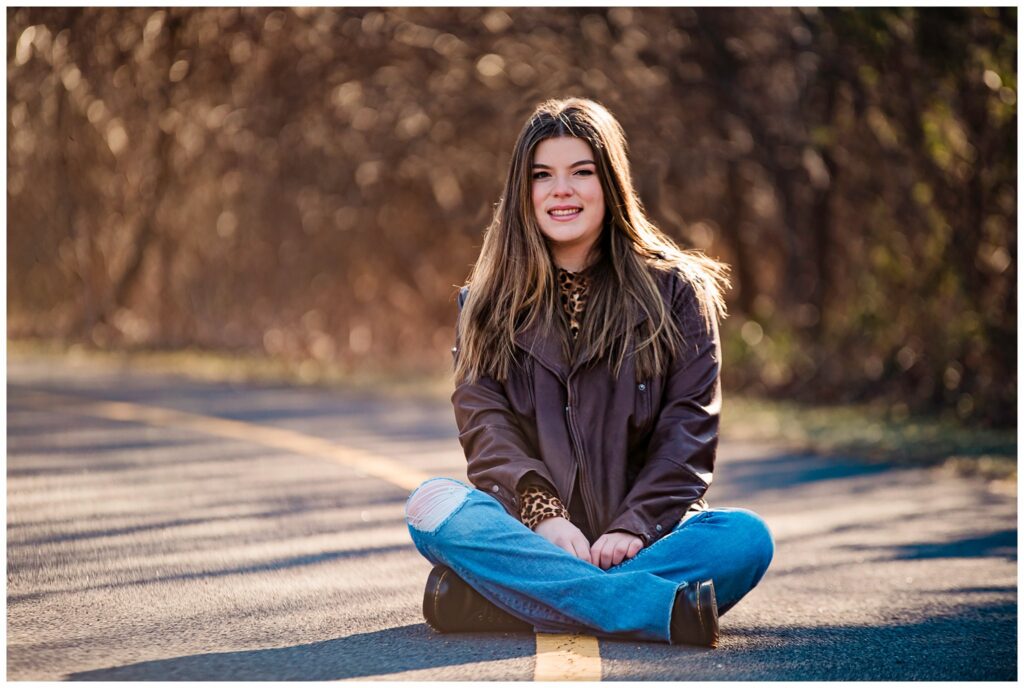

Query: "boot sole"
<box><xmin>699</xmin><ymin>580</ymin><xmax>720</xmax><ymax>648</ymax></box>
<box><xmin>422</xmin><ymin>566</ymin><xmax>450</xmax><ymax>633</ymax></box>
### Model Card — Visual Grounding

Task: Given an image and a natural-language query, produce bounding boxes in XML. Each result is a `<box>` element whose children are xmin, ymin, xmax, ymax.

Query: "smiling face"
<box><xmin>530</xmin><ymin>136</ymin><xmax>606</xmax><ymax>272</ymax></box>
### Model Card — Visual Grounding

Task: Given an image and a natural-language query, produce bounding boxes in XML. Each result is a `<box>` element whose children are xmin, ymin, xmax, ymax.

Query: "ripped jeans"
<box><xmin>405</xmin><ymin>478</ymin><xmax>774</xmax><ymax>644</ymax></box>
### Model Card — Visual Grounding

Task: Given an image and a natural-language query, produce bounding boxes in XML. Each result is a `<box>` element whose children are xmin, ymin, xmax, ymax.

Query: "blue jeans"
<box><xmin>405</xmin><ymin>478</ymin><xmax>774</xmax><ymax>644</ymax></box>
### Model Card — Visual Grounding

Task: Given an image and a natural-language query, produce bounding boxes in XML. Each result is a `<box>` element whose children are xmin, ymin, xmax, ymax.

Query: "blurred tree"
<box><xmin>6</xmin><ymin>7</ymin><xmax>1016</xmax><ymax>426</ymax></box>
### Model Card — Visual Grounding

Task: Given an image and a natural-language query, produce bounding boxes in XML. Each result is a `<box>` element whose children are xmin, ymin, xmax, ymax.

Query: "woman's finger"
<box><xmin>626</xmin><ymin>539</ymin><xmax>643</xmax><ymax>559</ymax></box>
<box><xmin>573</xmin><ymin>536</ymin><xmax>592</xmax><ymax>564</ymax></box>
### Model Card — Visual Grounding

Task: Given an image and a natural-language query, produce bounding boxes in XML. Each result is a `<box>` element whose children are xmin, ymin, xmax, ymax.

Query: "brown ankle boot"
<box><xmin>422</xmin><ymin>565</ymin><xmax>533</xmax><ymax>633</ymax></box>
<box><xmin>670</xmin><ymin>579</ymin><xmax>719</xmax><ymax>647</ymax></box>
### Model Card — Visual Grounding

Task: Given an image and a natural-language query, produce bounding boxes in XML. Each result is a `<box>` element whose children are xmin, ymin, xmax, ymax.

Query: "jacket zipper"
<box><xmin>565</xmin><ymin>385</ymin><xmax>598</xmax><ymax>536</ymax></box>
<box><xmin>518</xmin><ymin>339</ymin><xmax>598</xmax><ymax>534</ymax></box>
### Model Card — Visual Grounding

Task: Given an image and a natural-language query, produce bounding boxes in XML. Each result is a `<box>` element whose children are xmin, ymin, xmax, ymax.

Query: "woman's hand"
<box><xmin>533</xmin><ymin>517</ymin><xmax>593</xmax><ymax>563</ymax></box>
<box><xmin>590</xmin><ymin>531</ymin><xmax>643</xmax><ymax>570</ymax></box>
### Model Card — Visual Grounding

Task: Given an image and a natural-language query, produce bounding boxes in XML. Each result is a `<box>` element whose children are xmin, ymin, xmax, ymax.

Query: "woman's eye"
<box><xmin>532</xmin><ymin>169</ymin><xmax>594</xmax><ymax>180</ymax></box>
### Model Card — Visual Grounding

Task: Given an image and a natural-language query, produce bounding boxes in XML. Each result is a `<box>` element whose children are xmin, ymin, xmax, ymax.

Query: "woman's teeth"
<box><xmin>550</xmin><ymin>208</ymin><xmax>581</xmax><ymax>217</ymax></box>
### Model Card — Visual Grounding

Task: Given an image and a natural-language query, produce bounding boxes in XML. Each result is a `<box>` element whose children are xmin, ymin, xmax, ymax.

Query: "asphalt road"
<box><xmin>6</xmin><ymin>355</ymin><xmax>1017</xmax><ymax>680</ymax></box>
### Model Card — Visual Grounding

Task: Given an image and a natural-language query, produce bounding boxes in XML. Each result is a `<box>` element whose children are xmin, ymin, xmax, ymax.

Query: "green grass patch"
<box><xmin>723</xmin><ymin>396</ymin><xmax>1016</xmax><ymax>484</ymax></box>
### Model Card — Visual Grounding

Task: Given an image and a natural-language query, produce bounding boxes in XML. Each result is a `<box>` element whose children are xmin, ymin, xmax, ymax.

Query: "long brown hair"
<box><xmin>455</xmin><ymin>97</ymin><xmax>729</xmax><ymax>383</ymax></box>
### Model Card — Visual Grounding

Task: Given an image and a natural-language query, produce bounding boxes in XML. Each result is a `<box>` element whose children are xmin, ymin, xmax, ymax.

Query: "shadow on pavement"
<box><xmin>599</xmin><ymin>599</ymin><xmax>1017</xmax><ymax>681</ymax></box>
<box><xmin>11</xmin><ymin>510</ymin><xmax>409</xmax><ymax>549</ymax></box>
<box><xmin>9</xmin><ymin>381</ymin><xmax>458</xmax><ymax>443</ymax></box>
<box><xmin>715</xmin><ymin>451</ymin><xmax>902</xmax><ymax>495</ymax></box>
<box><xmin>841</xmin><ymin>528</ymin><xmax>1017</xmax><ymax>562</ymax></box>
<box><xmin>68</xmin><ymin>598</ymin><xmax>1017</xmax><ymax>681</ymax></box>
<box><xmin>67</xmin><ymin>623</ymin><xmax>535</xmax><ymax>681</ymax></box>
<box><xmin>7</xmin><ymin>437</ymin><xmax>221</xmax><ymax>467</ymax></box>
<box><xmin>8</xmin><ymin>541</ymin><xmax>415</xmax><ymax>605</ymax></box>
<box><xmin>7</xmin><ymin>372</ymin><xmax>1018</xmax><ymax>681</ymax></box>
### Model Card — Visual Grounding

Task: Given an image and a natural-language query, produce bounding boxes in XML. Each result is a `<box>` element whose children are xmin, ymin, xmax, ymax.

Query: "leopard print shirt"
<box><xmin>518</xmin><ymin>267</ymin><xmax>591</xmax><ymax>529</ymax></box>
<box><xmin>519</xmin><ymin>484</ymin><xmax>571</xmax><ymax>529</ymax></box>
<box><xmin>557</xmin><ymin>267</ymin><xmax>589</xmax><ymax>341</ymax></box>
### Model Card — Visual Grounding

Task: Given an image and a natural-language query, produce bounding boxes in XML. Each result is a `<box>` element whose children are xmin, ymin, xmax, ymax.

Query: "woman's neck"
<box><xmin>552</xmin><ymin>246</ymin><xmax>597</xmax><ymax>273</ymax></box>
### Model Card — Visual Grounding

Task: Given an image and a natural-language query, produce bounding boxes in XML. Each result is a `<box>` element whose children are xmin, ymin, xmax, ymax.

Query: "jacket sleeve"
<box><xmin>603</xmin><ymin>274</ymin><xmax>721</xmax><ymax>545</ymax></box>
<box><xmin>450</xmin><ymin>287</ymin><xmax>559</xmax><ymax>517</ymax></box>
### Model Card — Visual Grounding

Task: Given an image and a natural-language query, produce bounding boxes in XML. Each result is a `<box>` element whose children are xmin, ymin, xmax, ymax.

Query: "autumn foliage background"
<box><xmin>7</xmin><ymin>7</ymin><xmax>1017</xmax><ymax>427</ymax></box>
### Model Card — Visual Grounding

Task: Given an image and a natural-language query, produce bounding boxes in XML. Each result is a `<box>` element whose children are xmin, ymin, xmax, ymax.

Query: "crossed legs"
<box><xmin>405</xmin><ymin>478</ymin><xmax>773</xmax><ymax>642</ymax></box>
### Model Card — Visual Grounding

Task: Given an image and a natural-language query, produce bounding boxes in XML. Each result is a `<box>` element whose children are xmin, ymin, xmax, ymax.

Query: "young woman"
<box><xmin>404</xmin><ymin>97</ymin><xmax>773</xmax><ymax>647</ymax></box>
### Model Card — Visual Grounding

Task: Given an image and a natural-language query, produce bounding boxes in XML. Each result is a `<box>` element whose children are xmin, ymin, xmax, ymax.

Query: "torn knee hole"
<box><xmin>406</xmin><ymin>479</ymin><xmax>470</xmax><ymax>532</ymax></box>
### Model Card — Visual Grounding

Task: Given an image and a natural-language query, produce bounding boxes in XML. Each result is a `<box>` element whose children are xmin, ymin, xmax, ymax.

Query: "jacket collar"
<box><xmin>513</xmin><ymin>302</ymin><xmax>649</xmax><ymax>381</ymax></box>
<box><xmin>514</xmin><ymin>316</ymin><xmax>568</xmax><ymax>381</ymax></box>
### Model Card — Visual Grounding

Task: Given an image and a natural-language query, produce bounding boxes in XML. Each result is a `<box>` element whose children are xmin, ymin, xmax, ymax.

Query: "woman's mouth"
<box><xmin>548</xmin><ymin>207</ymin><xmax>582</xmax><ymax>221</ymax></box>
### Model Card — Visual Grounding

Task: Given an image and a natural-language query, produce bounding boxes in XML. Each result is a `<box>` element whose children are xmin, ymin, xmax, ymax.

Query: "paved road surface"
<box><xmin>6</xmin><ymin>356</ymin><xmax>1017</xmax><ymax>680</ymax></box>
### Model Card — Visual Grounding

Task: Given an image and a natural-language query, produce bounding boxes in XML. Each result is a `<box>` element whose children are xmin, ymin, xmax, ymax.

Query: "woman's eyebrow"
<box><xmin>531</xmin><ymin>159</ymin><xmax>596</xmax><ymax>169</ymax></box>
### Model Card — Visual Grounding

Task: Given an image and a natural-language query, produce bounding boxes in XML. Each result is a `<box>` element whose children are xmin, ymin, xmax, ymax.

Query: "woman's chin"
<box><xmin>541</xmin><ymin>225</ymin><xmax>600</xmax><ymax>247</ymax></box>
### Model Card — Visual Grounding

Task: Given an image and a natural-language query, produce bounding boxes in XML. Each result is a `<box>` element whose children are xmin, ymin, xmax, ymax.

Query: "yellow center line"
<box><xmin>536</xmin><ymin>633</ymin><xmax>602</xmax><ymax>681</ymax></box>
<box><xmin>18</xmin><ymin>390</ymin><xmax>431</xmax><ymax>491</ymax></box>
<box><xmin>17</xmin><ymin>388</ymin><xmax>604</xmax><ymax>681</ymax></box>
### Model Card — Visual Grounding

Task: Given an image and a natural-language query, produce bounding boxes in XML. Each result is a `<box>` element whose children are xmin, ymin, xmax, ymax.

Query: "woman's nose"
<box><xmin>553</xmin><ymin>175</ymin><xmax>573</xmax><ymax>196</ymax></box>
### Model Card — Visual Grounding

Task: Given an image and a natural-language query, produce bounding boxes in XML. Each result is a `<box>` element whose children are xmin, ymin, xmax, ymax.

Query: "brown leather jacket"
<box><xmin>451</xmin><ymin>265</ymin><xmax>720</xmax><ymax>547</ymax></box>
